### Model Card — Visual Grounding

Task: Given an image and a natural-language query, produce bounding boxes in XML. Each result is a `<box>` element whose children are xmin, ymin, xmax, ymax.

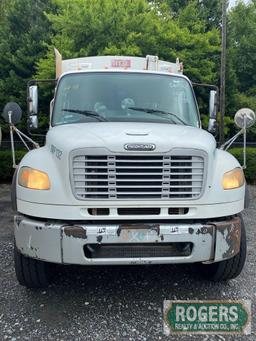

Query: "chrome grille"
<box><xmin>72</xmin><ymin>154</ymin><xmax>205</xmax><ymax>200</ymax></box>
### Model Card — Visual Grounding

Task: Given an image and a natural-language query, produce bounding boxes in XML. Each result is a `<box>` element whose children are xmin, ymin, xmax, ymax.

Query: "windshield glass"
<box><xmin>52</xmin><ymin>72</ymin><xmax>199</xmax><ymax>127</ymax></box>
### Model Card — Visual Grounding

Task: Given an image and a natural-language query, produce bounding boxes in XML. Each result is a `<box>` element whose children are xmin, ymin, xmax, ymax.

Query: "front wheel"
<box><xmin>199</xmin><ymin>216</ymin><xmax>247</xmax><ymax>281</ymax></box>
<box><xmin>14</xmin><ymin>245</ymin><xmax>53</xmax><ymax>288</ymax></box>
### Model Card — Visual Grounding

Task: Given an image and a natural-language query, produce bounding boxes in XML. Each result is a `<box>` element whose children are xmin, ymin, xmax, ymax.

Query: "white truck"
<box><xmin>2</xmin><ymin>52</ymin><xmax>255</xmax><ymax>288</ymax></box>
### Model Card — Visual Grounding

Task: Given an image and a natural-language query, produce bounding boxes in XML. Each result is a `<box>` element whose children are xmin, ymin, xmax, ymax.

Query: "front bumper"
<box><xmin>14</xmin><ymin>215</ymin><xmax>242</xmax><ymax>265</ymax></box>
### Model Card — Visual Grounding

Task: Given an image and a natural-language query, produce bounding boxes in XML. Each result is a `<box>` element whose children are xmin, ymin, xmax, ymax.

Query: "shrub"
<box><xmin>0</xmin><ymin>150</ymin><xmax>27</xmax><ymax>182</ymax></box>
<box><xmin>229</xmin><ymin>147</ymin><xmax>256</xmax><ymax>184</ymax></box>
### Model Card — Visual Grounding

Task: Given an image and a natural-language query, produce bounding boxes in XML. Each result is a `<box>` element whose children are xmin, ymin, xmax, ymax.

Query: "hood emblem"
<box><xmin>124</xmin><ymin>143</ymin><xmax>156</xmax><ymax>151</ymax></box>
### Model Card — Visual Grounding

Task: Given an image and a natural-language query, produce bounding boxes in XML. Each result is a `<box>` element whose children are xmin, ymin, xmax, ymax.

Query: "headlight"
<box><xmin>18</xmin><ymin>167</ymin><xmax>51</xmax><ymax>190</ymax></box>
<box><xmin>222</xmin><ymin>167</ymin><xmax>244</xmax><ymax>190</ymax></box>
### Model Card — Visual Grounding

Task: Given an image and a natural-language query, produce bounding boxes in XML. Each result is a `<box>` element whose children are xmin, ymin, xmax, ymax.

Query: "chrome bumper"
<box><xmin>14</xmin><ymin>215</ymin><xmax>241</xmax><ymax>265</ymax></box>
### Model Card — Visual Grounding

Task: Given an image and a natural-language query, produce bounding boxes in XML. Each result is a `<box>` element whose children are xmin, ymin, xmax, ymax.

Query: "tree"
<box><xmin>0</xmin><ymin>0</ymin><xmax>54</xmax><ymax>115</ymax></box>
<box><xmin>161</xmin><ymin>0</ymin><xmax>222</xmax><ymax>30</ymax></box>
<box><xmin>37</xmin><ymin>0</ymin><xmax>220</xmax><ymax>91</ymax></box>
<box><xmin>225</xmin><ymin>0</ymin><xmax>256</xmax><ymax>141</ymax></box>
<box><xmin>0</xmin><ymin>0</ymin><xmax>13</xmax><ymax>25</ymax></box>
<box><xmin>228</xmin><ymin>1</ymin><xmax>256</xmax><ymax>94</ymax></box>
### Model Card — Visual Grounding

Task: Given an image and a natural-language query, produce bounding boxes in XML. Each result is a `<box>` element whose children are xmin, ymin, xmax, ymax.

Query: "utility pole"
<box><xmin>220</xmin><ymin>0</ymin><xmax>228</xmax><ymax>145</ymax></box>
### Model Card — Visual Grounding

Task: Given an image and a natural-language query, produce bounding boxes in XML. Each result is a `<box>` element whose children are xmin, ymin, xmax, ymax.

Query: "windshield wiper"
<box><xmin>128</xmin><ymin>107</ymin><xmax>187</xmax><ymax>125</ymax></box>
<box><xmin>62</xmin><ymin>108</ymin><xmax>108</xmax><ymax>122</ymax></box>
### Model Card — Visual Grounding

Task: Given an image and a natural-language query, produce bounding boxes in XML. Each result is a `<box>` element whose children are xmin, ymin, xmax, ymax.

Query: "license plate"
<box><xmin>119</xmin><ymin>225</ymin><xmax>159</xmax><ymax>242</ymax></box>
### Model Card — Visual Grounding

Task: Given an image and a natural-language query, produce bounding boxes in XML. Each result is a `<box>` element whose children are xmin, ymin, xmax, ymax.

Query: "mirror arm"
<box><xmin>222</xmin><ymin>116</ymin><xmax>250</xmax><ymax>169</ymax></box>
<box><xmin>192</xmin><ymin>82</ymin><xmax>219</xmax><ymax>117</ymax></box>
<box><xmin>220</xmin><ymin>126</ymin><xmax>247</xmax><ymax>169</ymax></box>
<box><xmin>192</xmin><ymin>82</ymin><xmax>219</xmax><ymax>92</ymax></box>
<box><xmin>12</xmin><ymin>125</ymin><xmax>39</xmax><ymax>149</ymax></box>
<box><xmin>220</xmin><ymin>129</ymin><xmax>243</xmax><ymax>151</ymax></box>
<box><xmin>193</xmin><ymin>83</ymin><xmax>219</xmax><ymax>112</ymax></box>
<box><xmin>15</xmin><ymin>129</ymin><xmax>30</xmax><ymax>151</ymax></box>
<box><xmin>243</xmin><ymin>116</ymin><xmax>247</xmax><ymax>169</ymax></box>
<box><xmin>7</xmin><ymin>111</ymin><xmax>40</xmax><ymax>168</ymax></box>
<box><xmin>8</xmin><ymin>112</ymin><xmax>17</xmax><ymax>168</ymax></box>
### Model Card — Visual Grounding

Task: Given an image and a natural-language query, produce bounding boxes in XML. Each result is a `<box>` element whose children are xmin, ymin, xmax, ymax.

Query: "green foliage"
<box><xmin>0</xmin><ymin>0</ymin><xmax>55</xmax><ymax>133</ymax></box>
<box><xmin>0</xmin><ymin>0</ymin><xmax>13</xmax><ymax>25</ymax></box>
<box><xmin>201</xmin><ymin>113</ymin><xmax>234</xmax><ymax>136</ymax></box>
<box><xmin>233</xmin><ymin>92</ymin><xmax>256</xmax><ymax>142</ymax></box>
<box><xmin>36</xmin><ymin>0</ymin><xmax>220</xmax><ymax>87</ymax></box>
<box><xmin>201</xmin><ymin>114</ymin><xmax>209</xmax><ymax>130</ymax></box>
<box><xmin>0</xmin><ymin>150</ymin><xmax>27</xmax><ymax>182</ymax></box>
<box><xmin>228</xmin><ymin>1</ymin><xmax>256</xmax><ymax>93</ymax></box>
<box><xmin>229</xmin><ymin>147</ymin><xmax>256</xmax><ymax>184</ymax></box>
<box><xmin>225</xmin><ymin>1</ymin><xmax>256</xmax><ymax>139</ymax></box>
<box><xmin>222</xmin><ymin>115</ymin><xmax>234</xmax><ymax>136</ymax></box>
<box><xmin>0</xmin><ymin>0</ymin><xmax>255</xmax><ymax>142</ymax></box>
<box><xmin>163</xmin><ymin>0</ymin><xmax>222</xmax><ymax>30</ymax></box>
<box><xmin>36</xmin><ymin>0</ymin><xmax>220</xmax><ymax>135</ymax></box>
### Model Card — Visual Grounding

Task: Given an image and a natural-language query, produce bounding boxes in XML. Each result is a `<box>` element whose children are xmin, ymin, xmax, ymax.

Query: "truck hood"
<box><xmin>46</xmin><ymin>122</ymin><xmax>216</xmax><ymax>154</ymax></box>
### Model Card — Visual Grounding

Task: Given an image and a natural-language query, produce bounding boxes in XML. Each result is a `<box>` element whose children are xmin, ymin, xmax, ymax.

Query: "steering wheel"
<box><xmin>121</xmin><ymin>98</ymin><xmax>135</xmax><ymax>110</ymax></box>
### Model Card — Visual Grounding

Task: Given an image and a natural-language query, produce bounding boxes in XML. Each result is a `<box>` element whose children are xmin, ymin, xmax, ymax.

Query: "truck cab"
<box><xmin>5</xmin><ymin>54</ymin><xmax>251</xmax><ymax>288</ymax></box>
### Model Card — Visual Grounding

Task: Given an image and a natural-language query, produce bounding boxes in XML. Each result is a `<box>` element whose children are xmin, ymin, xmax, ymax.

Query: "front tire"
<box><xmin>14</xmin><ymin>245</ymin><xmax>53</xmax><ymax>288</ymax></box>
<box><xmin>199</xmin><ymin>216</ymin><xmax>247</xmax><ymax>281</ymax></box>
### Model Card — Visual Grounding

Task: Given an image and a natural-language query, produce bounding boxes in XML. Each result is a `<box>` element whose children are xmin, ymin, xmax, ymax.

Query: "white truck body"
<box><xmin>59</xmin><ymin>54</ymin><xmax>183</xmax><ymax>75</ymax></box>
<box><xmin>10</xmin><ymin>54</ymin><xmax>248</xmax><ymax>285</ymax></box>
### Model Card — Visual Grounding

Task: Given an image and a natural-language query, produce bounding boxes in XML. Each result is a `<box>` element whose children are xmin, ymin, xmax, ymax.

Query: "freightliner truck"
<box><xmin>2</xmin><ymin>52</ymin><xmax>255</xmax><ymax>288</ymax></box>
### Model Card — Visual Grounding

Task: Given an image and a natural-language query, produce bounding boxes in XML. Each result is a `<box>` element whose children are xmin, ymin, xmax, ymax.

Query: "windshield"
<box><xmin>52</xmin><ymin>72</ymin><xmax>199</xmax><ymax>127</ymax></box>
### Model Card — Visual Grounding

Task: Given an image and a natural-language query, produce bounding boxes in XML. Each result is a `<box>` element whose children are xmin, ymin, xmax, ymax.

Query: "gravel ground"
<box><xmin>0</xmin><ymin>184</ymin><xmax>255</xmax><ymax>341</ymax></box>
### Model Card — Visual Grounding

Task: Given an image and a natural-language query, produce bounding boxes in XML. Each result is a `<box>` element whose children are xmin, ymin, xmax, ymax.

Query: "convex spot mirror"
<box><xmin>234</xmin><ymin>108</ymin><xmax>256</xmax><ymax>129</ymax></box>
<box><xmin>28</xmin><ymin>85</ymin><xmax>38</xmax><ymax>115</ymax></box>
<box><xmin>2</xmin><ymin>102</ymin><xmax>22</xmax><ymax>124</ymax></box>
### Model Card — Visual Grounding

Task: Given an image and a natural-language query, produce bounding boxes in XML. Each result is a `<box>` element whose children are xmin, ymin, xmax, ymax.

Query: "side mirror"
<box><xmin>28</xmin><ymin>115</ymin><xmax>38</xmax><ymax>130</ymax></box>
<box><xmin>209</xmin><ymin>90</ymin><xmax>218</xmax><ymax>118</ymax></box>
<box><xmin>50</xmin><ymin>99</ymin><xmax>54</xmax><ymax>116</ymax></box>
<box><xmin>208</xmin><ymin>90</ymin><xmax>218</xmax><ymax>133</ymax></box>
<box><xmin>28</xmin><ymin>85</ymin><xmax>38</xmax><ymax>115</ymax></box>
<box><xmin>2</xmin><ymin>102</ymin><xmax>22</xmax><ymax>124</ymax></box>
<box><xmin>221</xmin><ymin>108</ymin><xmax>256</xmax><ymax>168</ymax></box>
<box><xmin>234</xmin><ymin>108</ymin><xmax>256</xmax><ymax>129</ymax></box>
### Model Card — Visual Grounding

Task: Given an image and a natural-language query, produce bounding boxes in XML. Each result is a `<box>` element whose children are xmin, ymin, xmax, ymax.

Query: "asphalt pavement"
<box><xmin>0</xmin><ymin>184</ymin><xmax>255</xmax><ymax>341</ymax></box>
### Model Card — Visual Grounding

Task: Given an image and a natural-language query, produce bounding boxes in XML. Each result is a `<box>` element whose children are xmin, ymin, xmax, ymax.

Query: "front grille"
<box><xmin>72</xmin><ymin>154</ymin><xmax>205</xmax><ymax>200</ymax></box>
<box><xmin>84</xmin><ymin>243</ymin><xmax>193</xmax><ymax>258</ymax></box>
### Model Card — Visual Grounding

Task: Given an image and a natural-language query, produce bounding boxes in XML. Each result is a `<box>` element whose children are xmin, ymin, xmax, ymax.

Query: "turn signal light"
<box><xmin>222</xmin><ymin>168</ymin><xmax>244</xmax><ymax>190</ymax></box>
<box><xmin>18</xmin><ymin>167</ymin><xmax>50</xmax><ymax>190</ymax></box>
